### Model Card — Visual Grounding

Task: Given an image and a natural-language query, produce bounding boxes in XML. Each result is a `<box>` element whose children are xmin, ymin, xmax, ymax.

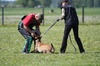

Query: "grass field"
<box><xmin>0</xmin><ymin>8</ymin><xmax>100</xmax><ymax>66</ymax></box>
<box><xmin>0</xmin><ymin>8</ymin><xmax>100</xmax><ymax>25</ymax></box>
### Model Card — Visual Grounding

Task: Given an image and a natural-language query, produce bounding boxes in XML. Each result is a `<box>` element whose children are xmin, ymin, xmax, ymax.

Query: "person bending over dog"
<box><xmin>18</xmin><ymin>13</ymin><xmax>43</xmax><ymax>54</ymax></box>
<box><xmin>57</xmin><ymin>0</ymin><xmax>85</xmax><ymax>54</ymax></box>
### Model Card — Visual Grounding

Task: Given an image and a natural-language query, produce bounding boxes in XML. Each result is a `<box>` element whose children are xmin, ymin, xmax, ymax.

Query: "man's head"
<box><xmin>62</xmin><ymin>0</ymin><xmax>69</xmax><ymax>3</ymax></box>
<box><xmin>61</xmin><ymin>0</ymin><xmax>70</xmax><ymax>7</ymax></box>
<box><xmin>35</xmin><ymin>13</ymin><xmax>43</xmax><ymax>23</ymax></box>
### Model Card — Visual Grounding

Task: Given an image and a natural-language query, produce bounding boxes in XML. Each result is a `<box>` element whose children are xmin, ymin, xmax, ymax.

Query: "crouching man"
<box><xmin>18</xmin><ymin>13</ymin><xmax>43</xmax><ymax>54</ymax></box>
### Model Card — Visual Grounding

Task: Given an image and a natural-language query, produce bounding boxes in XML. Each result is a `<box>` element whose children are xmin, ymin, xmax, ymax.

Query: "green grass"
<box><xmin>0</xmin><ymin>8</ymin><xmax>100</xmax><ymax>66</ymax></box>
<box><xmin>0</xmin><ymin>24</ymin><xmax>100</xmax><ymax>66</ymax></box>
<box><xmin>0</xmin><ymin>8</ymin><xmax>100</xmax><ymax>25</ymax></box>
<box><xmin>0</xmin><ymin>8</ymin><xmax>60</xmax><ymax>15</ymax></box>
<box><xmin>0</xmin><ymin>8</ymin><xmax>100</xmax><ymax>16</ymax></box>
<box><xmin>76</xmin><ymin>8</ymin><xmax>100</xmax><ymax>16</ymax></box>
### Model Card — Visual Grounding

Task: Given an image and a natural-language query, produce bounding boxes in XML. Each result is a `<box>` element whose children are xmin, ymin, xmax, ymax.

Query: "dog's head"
<box><xmin>35</xmin><ymin>36</ymin><xmax>42</xmax><ymax>42</ymax></box>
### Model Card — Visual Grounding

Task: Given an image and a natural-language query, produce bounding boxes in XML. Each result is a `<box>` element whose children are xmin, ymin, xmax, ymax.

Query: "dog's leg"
<box><xmin>47</xmin><ymin>51</ymin><xmax>51</xmax><ymax>54</ymax></box>
<box><xmin>33</xmin><ymin>40</ymin><xmax>36</xmax><ymax>50</ymax></box>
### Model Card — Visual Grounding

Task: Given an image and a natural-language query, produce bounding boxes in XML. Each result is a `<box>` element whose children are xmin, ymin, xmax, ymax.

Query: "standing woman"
<box><xmin>58</xmin><ymin>0</ymin><xmax>85</xmax><ymax>54</ymax></box>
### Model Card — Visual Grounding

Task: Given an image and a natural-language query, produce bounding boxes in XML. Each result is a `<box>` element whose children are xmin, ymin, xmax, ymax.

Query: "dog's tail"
<box><xmin>50</xmin><ymin>43</ymin><xmax>55</xmax><ymax>53</ymax></box>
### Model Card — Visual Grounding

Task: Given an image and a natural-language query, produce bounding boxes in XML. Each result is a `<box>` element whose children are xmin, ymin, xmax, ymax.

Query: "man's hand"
<box><xmin>37</xmin><ymin>31</ymin><xmax>41</xmax><ymax>35</ymax></box>
<box><xmin>31</xmin><ymin>32</ymin><xmax>36</xmax><ymax>37</ymax></box>
<box><xmin>56</xmin><ymin>18</ymin><xmax>60</xmax><ymax>21</ymax></box>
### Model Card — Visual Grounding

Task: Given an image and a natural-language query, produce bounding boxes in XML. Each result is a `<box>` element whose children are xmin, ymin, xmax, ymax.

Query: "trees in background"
<box><xmin>39</xmin><ymin>0</ymin><xmax>51</xmax><ymax>7</ymax></box>
<box><xmin>27</xmin><ymin>0</ymin><xmax>40</xmax><ymax>7</ymax></box>
<box><xmin>0</xmin><ymin>0</ymin><xmax>100</xmax><ymax>8</ymax></box>
<box><xmin>94</xmin><ymin>0</ymin><xmax>100</xmax><ymax>7</ymax></box>
<box><xmin>16</xmin><ymin>0</ymin><xmax>28</xmax><ymax>7</ymax></box>
<box><xmin>16</xmin><ymin>0</ymin><xmax>51</xmax><ymax>8</ymax></box>
<box><xmin>73</xmin><ymin>0</ymin><xmax>100</xmax><ymax>8</ymax></box>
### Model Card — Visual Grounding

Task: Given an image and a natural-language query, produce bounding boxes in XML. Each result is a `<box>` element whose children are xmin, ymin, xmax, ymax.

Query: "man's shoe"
<box><xmin>81</xmin><ymin>51</ymin><xmax>85</xmax><ymax>54</ymax></box>
<box><xmin>22</xmin><ymin>51</ymin><xmax>29</xmax><ymax>54</ymax></box>
<box><xmin>60</xmin><ymin>51</ymin><xmax>65</xmax><ymax>54</ymax></box>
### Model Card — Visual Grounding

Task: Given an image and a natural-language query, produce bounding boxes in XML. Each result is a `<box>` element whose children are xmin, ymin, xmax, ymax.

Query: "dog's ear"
<box><xmin>37</xmin><ymin>36</ymin><xmax>42</xmax><ymax>40</ymax></box>
<box><xmin>35</xmin><ymin>36</ymin><xmax>38</xmax><ymax>39</ymax></box>
<box><xmin>40</xmin><ymin>36</ymin><xmax>42</xmax><ymax>39</ymax></box>
<box><xmin>34</xmin><ymin>36</ymin><xmax>42</xmax><ymax>40</ymax></box>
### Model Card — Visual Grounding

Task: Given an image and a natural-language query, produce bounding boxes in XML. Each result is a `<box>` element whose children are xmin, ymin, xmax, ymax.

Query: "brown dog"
<box><xmin>31</xmin><ymin>36</ymin><xmax>55</xmax><ymax>53</ymax></box>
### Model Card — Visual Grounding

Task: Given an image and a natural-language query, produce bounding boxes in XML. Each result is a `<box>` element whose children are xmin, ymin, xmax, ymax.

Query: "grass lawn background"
<box><xmin>0</xmin><ymin>8</ymin><xmax>100</xmax><ymax>66</ymax></box>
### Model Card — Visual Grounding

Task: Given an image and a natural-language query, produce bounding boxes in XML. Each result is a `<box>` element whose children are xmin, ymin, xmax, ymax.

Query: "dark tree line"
<box><xmin>16</xmin><ymin>0</ymin><xmax>100</xmax><ymax>8</ymax></box>
<box><xmin>73</xmin><ymin>0</ymin><xmax>100</xmax><ymax>8</ymax></box>
<box><xmin>16</xmin><ymin>0</ymin><xmax>52</xmax><ymax>8</ymax></box>
<box><xmin>0</xmin><ymin>0</ymin><xmax>100</xmax><ymax>8</ymax></box>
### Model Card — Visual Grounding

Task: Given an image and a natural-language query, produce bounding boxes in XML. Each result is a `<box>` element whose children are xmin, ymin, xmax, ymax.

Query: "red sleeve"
<box><xmin>22</xmin><ymin>14</ymin><xmax>35</xmax><ymax>26</ymax></box>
